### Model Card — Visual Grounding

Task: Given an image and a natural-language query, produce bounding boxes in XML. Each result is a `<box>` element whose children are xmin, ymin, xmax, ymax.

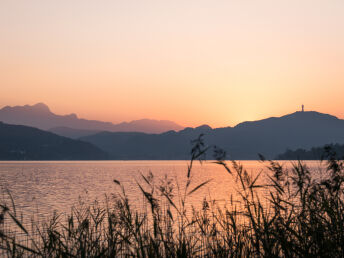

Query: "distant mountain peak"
<box><xmin>179</xmin><ymin>124</ymin><xmax>212</xmax><ymax>135</ymax></box>
<box><xmin>113</xmin><ymin>118</ymin><xmax>184</xmax><ymax>133</ymax></box>
<box><xmin>0</xmin><ymin>103</ymin><xmax>184</xmax><ymax>134</ymax></box>
<box><xmin>235</xmin><ymin>110</ymin><xmax>340</xmax><ymax>129</ymax></box>
<box><xmin>66</xmin><ymin>113</ymin><xmax>78</xmax><ymax>119</ymax></box>
<box><xmin>30</xmin><ymin>102</ymin><xmax>51</xmax><ymax>113</ymax></box>
<box><xmin>195</xmin><ymin>124</ymin><xmax>212</xmax><ymax>131</ymax></box>
<box><xmin>285</xmin><ymin>111</ymin><xmax>339</xmax><ymax>119</ymax></box>
<box><xmin>0</xmin><ymin>103</ymin><xmax>52</xmax><ymax>115</ymax></box>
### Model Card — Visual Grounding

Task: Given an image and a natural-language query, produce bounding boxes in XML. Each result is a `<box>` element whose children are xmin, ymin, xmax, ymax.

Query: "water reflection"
<box><xmin>0</xmin><ymin>160</ymin><xmax>324</xmax><ymax>219</ymax></box>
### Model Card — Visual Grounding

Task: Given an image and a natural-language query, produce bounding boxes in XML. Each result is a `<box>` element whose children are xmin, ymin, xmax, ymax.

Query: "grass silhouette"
<box><xmin>1</xmin><ymin>136</ymin><xmax>344</xmax><ymax>257</ymax></box>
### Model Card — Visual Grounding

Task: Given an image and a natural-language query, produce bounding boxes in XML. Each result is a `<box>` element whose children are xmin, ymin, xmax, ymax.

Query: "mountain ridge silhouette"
<box><xmin>80</xmin><ymin>110</ymin><xmax>344</xmax><ymax>160</ymax></box>
<box><xmin>0</xmin><ymin>121</ymin><xmax>108</xmax><ymax>160</ymax></box>
<box><xmin>1</xmin><ymin>104</ymin><xmax>344</xmax><ymax>160</ymax></box>
<box><xmin>0</xmin><ymin>103</ymin><xmax>184</xmax><ymax>135</ymax></box>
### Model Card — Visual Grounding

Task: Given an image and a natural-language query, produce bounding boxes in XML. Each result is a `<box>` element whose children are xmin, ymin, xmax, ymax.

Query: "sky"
<box><xmin>0</xmin><ymin>0</ymin><xmax>343</xmax><ymax>128</ymax></box>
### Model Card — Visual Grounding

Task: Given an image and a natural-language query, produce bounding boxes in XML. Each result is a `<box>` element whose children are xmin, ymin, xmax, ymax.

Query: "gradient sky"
<box><xmin>1</xmin><ymin>0</ymin><xmax>343</xmax><ymax>127</ymax></box>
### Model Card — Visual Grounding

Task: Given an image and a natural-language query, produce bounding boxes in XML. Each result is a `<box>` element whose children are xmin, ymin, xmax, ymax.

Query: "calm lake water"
<box><xmin>0</xmin><ymin>160</ymin><xmax>325</xmax><ymax>220</ymax></box>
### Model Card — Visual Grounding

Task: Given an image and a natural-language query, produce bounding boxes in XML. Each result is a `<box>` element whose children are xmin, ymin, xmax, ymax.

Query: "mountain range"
<box><xmin>1</xmin><ymin>103</ymin><xmax>344</xmax><ymax>160</ymax></box>
<box><xmin>80</xmin><ymin>111</ymin><xmax>344</xmax><ymax>160</ymax></box>
<box><xmin>0</xmin><ymin>103</ymin><xmax>184</xmax><ymax>136</ymax></box>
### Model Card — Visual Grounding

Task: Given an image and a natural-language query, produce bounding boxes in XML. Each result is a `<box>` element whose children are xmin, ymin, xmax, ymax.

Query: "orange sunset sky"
<box><xmin>0</xmin><ymin>0</ymin><xmax>343</xmax><ymax>128</ymax></box>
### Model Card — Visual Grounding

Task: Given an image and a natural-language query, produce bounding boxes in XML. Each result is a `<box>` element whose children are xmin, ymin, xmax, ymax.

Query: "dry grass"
<box><xmin>1</xmin><ymin>137</ymin><xmax>344</xmax><ymax>257</ymax></box>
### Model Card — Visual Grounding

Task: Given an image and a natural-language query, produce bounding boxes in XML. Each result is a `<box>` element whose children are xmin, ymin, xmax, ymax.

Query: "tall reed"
<box><xmin>1</xmin><ymin>136</ymin><xmax>344</xmax><ymax>257</ymax></box>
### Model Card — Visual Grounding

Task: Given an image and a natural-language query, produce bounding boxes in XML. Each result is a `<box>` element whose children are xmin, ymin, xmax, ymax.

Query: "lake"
<box><xmin>0</xmin><ymin>160</ymin><xmax>325</xmax><ymax>221</ymax></box>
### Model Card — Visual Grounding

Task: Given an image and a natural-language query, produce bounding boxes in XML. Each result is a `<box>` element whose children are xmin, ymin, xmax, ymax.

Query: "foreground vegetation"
<box><xmin>1</xmin><ymin>137</ymin><xmax>344</xmax><ymax>257</ymax></box>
